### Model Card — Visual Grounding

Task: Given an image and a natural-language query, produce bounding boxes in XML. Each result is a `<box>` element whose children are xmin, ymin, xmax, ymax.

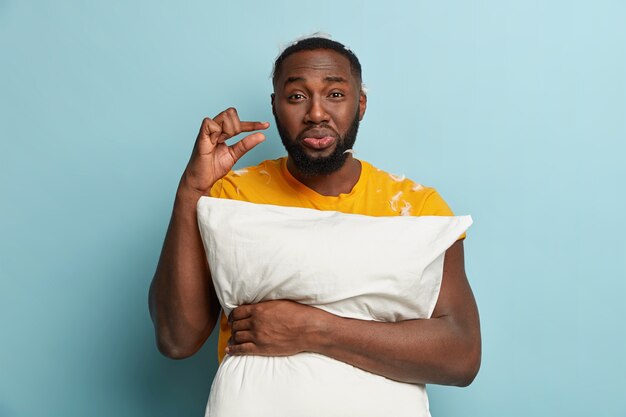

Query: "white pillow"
<box><xmin>197</xmin><ymin>197</ymin><xmax>472</xmax><ymax>417</ymax></box>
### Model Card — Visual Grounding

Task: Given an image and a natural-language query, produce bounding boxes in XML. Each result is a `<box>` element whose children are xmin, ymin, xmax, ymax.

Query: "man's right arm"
<box><xmin>148</xmin><ymin>109</ymin><xmax>269</xmax><ymax>359</ymax></box>
<box><xmin>148</xmin><ymin>184</ymin><xmax>219</xmax><ymax>359</ymax></box>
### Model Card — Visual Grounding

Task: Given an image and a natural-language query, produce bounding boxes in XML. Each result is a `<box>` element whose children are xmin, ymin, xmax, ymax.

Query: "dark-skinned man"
<box><xmin>149</xmin><ymin>36</ymin><xmax>481</xmax><ymax>415</ymax></box>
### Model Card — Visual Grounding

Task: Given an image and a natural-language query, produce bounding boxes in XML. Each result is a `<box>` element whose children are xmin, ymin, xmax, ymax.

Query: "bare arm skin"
<box><xmin>149</xmin><ymin>109</ymin><xmax>268</xmax><ymax>358</ymax></box>
<box><xmin>227</xmin><ymin>239</ymin><xmax>481</xmax><ymax>386</ymax></box>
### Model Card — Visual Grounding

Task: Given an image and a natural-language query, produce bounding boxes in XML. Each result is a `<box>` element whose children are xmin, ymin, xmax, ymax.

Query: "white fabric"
<box><xmin>197</xmin><ymin>197</ymin><xmax>472</xmax><ymax>417</ymax></box>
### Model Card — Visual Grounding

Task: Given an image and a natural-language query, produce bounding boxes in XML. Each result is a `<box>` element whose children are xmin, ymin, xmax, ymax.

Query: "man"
<box><xmin>149</xmin><ymin>37</ymin><xmax>480</xmax><ymax>387</ymax></box>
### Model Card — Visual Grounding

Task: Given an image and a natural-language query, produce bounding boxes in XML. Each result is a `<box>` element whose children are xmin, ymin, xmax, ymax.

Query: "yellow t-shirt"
<box><xmin>209</xmin><ymin>157</ymin><xmax>461</xmax><ymax>362</ymax></box>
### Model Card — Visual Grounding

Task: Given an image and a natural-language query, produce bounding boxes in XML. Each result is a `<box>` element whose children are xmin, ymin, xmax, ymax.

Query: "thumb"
<box><xmin>228</xmin><ymin>132</ymin><xmax>266</xmax><ymax>162</ymax></box>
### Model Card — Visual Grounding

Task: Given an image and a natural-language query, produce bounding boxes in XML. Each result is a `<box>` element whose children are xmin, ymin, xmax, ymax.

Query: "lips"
<box><xmin>302</xmin><ymin>136</ymin><xmax>335</xmax><ymax>149</ymax></box>
<box><xmin>299</xmin><ymin>128</ymin><xmax>338</xmax><ymax>150</ymax></box>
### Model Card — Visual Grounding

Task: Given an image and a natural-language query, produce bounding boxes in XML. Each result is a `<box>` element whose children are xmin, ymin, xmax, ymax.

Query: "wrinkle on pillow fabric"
<box><xmin>197</xmin><ymin>197</ymin><xmax>472</xmax><ymax>417</ymax></box>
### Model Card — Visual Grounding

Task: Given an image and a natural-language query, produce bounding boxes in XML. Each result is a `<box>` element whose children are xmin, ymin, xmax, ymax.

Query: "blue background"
<box><xmin>1</xmin><ymin>1</ymin><xmax>625</xmax><ymax>416</ymax></box>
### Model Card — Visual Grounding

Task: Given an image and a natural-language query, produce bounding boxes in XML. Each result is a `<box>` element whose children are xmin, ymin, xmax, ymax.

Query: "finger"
<box><xmin>218</xmin><ymin>121</ymin><xmax>269</xmax><ymax>143</ymax></box>
<box><xmin>199</xmin><ymin>117</ymin><xmax>223</xmax><ymax>145</ymax></box>
<box><xmin>230</xmin><ymin>305</ymin><xmax>254</xmax><ymax>322</ymax></box>
<box><xmin>230</xmin><ymin>317</ymin><xmax>253</xmax><ymax>332</ymax></box>
<box><xmin>228</xmin><ymin>132</ymin><xmax>266</xmax><ymax>163</ymax></box>
<box><xmin>239</xmin><ymin>121</ymin><xmax>270</xmax><ymax>132</ymax></box>
<box><xmin>215</xmin><ymin>108</ymin><xmax>240</xmax><ymax>143</ymax></box>
<box><xmin>212</xmin><ymin>107</ymin><xmax>236</xmax><ymax>123</ymax></box>
<box><xmin>226</xmin><ymin>342</ymin><xmax>256</xmax><ymax>356</ymax></box>
<box><xmin>229</xmin><ymin>110</ymin><xmax>242</xmax><ymax>138</ymax></box>
<box><xmin>231</xmin><ymin>330</ymin><xmax>254</xmax><ymax>344</ymax></box>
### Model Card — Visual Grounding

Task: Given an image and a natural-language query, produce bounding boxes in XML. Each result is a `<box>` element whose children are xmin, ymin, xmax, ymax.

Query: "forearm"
<box><xmin>310</xmin><ymin>242</ymin><xmax>481</xmax><ymax>386</ymax></box>
<box><xmin>311</xmin><ymin>312</ymin><xmax>481</xmax><ymax>386</ymax></box>
<box><xmin>149</xmin><ymin>182</ymin><xmax>219</xmax><ymax>358</ymax></box>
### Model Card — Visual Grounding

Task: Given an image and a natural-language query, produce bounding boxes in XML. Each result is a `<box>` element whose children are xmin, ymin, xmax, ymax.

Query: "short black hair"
<box><xmin>272</xmin><ymin>37</ymin><xmax>362</xmax><ymax>86</ymax></box>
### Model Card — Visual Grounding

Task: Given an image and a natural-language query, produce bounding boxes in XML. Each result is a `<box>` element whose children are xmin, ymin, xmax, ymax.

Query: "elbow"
<box><xmin>151</xmin><ymin>315</ymin><xmax>208</xmax><ymax>360</ymax></box>
<box><xmin>155</xmin><ymin>335</ymin><xmax>202</xmax><ymax>360</ymax></box>
<box><xmin>148</xmin><ymin>284</ymin><xmax>212</xmax><ymax>360</ymax></box>
<box><xmin>453</xmin><ymin>356</ymin><xmax>481</xmax><ymax>387</ymax></box>
<box><xmin>151</xmin><ymin>319</ymin><xmax>214</xmax><ymax>359</ymax></box>
<box><xmin>450</xmin><ymin>344</ymin><xmax>481</xmax><ymax>387</ymax></box>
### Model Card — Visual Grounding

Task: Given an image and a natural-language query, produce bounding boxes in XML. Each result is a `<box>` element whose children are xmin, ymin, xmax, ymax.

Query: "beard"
<box><xmin>274</xmin><ymin>109</ymin><xmax>360</xmax><ymax>177</ymax></box>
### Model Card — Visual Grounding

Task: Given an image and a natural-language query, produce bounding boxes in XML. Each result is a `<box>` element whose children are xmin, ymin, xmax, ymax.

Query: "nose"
<box><xmin>304</xmin><ymin>96</ymin><xmax>330</xmax><ymax>125</ymax></box>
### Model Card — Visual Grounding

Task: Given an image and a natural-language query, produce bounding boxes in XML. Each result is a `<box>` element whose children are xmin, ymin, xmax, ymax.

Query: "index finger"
<box><xmin>229</xmin><ymin>305</ymin><xmax>253</xmax><ymax>322</ymax></box>
<box><xmin>239</xmin><ymin>121</ymin><xmax>270</xmax><ymax>132</ymax></box>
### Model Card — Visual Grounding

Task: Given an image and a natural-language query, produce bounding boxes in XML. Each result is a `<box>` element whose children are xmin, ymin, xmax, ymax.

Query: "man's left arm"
<box><xmin>227</xmin><ymin>240</ymin><xmax>481</xmax><ymax>386</ymax></box>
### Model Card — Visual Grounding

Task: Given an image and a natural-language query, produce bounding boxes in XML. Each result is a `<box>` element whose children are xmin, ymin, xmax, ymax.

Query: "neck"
<box><xmin>286</xmin><ymin>155</ymin><xmax>362</xmax><ymax>197</ymax></box>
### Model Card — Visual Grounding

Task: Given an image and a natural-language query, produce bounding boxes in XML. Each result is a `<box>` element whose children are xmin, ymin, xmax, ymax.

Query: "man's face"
<box><xmin>272</xmin><ymin>49</ymin><xmax>367</xmax><ymax>176</ymax></box>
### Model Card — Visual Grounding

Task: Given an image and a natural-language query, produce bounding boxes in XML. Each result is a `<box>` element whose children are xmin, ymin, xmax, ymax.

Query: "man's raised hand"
<box><xmin>182</xmin><ymin>108</ymin><xmax>269</xmax><ymax>195</ymax></box>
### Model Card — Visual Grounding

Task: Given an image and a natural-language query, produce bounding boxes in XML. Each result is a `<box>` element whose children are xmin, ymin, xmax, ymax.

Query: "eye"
<box><xmin>329</xmin><ymin>92</ymin><xmax>345</xmax><ymax>98</ymax></box>
<box><xmin>288</xmin><ymin>93</ymin><xmax>306</xmax><ymax>101</ymax></box>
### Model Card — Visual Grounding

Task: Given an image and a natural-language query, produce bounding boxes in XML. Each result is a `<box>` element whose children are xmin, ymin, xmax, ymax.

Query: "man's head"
<box><xmin>271</xmin><ymin>37</ymin><xmax>366</xmax><ymax>177</ymax></box>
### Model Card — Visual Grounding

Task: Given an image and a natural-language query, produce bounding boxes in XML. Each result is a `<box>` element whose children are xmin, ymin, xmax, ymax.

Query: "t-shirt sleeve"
<box><xmin>209</xmin><ymin>175</ymin><xmax>244</xmax><ymax>200</ymax></box>
<box><xmin>209</xmin><ymin>179</ymin><xmax>224</xmax><ymax>198</ymax></box>
<box><xmin>420</xmin><ymin>189</ymin><xmax>466</xmax><ymax>240</ymax></box>
<box><xmin>419</xmin><ymin>189</ymin><xmax>454</xmax><ymax>216</ymax></box>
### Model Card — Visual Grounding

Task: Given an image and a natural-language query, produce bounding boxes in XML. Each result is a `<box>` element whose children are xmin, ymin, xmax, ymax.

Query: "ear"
<box><xmin>358</xmin><ymin>90</ymin><xmax>367</xmax><ymax>121</ymax></box>
<box><xmin>271</xmin><ymin>93</ymin><xmax>276</xmax><ymax>115</ymax></box>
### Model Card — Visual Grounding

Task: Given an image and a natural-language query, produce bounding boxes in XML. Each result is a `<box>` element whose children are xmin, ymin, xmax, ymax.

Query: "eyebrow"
<box><xmin>284</xmin><ymin>76</ymin><xmax>348</xmax><ymax>86</ymax></box>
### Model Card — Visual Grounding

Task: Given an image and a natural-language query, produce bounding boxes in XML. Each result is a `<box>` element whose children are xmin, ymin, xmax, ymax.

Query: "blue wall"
<box><xmin>1</xmin><ymin>1</ymin><xmax>625</xmax><ymax>416</ymax></box>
